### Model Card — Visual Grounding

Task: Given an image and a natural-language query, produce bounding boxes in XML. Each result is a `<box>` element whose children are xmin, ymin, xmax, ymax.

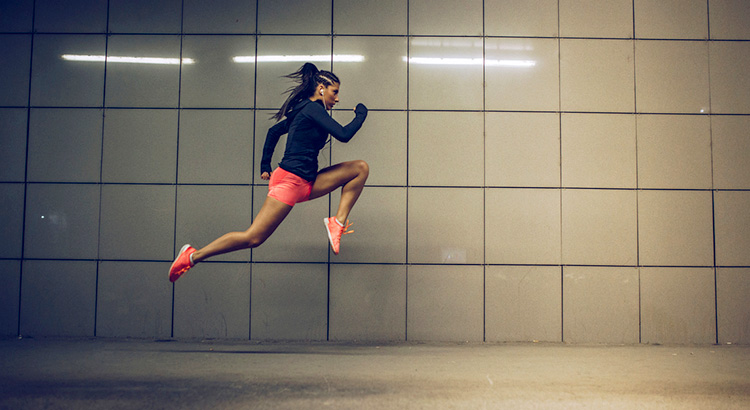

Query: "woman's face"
<box><xmin>320</xmin><ymin>83</ymin><xmax>340</xmax><ymax>109</ymax></box>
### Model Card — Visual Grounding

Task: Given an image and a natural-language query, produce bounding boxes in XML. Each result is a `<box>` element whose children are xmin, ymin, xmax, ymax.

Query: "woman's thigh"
<box><xmin>308</xmin><ymin>161</ymin><xmax>364</xmax><ymax>200</ymax></box>
<box><xmin>245</xmin><ymin>196</ymin><xmax>293</xmax><ymax>245</ymax></box>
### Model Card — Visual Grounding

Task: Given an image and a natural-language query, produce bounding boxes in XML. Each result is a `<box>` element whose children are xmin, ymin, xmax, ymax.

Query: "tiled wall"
<box><xmin>1</xmin><ymin>0</ymin><xmax>749</xmax><ymax>344</ymax></box>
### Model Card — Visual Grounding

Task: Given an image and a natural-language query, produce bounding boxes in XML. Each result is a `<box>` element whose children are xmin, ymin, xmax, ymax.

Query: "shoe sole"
<box><xmin>323</xmin><ymin>218</ymin><xmax>339</xmax><ymax>255</ymax></box>
<box><xmin>169</xmin><ymin>244</ymin><xmax>192</xmax><ymax>281</ymax></box>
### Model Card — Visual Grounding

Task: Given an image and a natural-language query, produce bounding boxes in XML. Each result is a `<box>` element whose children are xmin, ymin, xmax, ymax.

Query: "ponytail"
<box><xmin>272</xmin><ymin>62</ymin><xmax>340</xmax><ymax>121</ymax></box>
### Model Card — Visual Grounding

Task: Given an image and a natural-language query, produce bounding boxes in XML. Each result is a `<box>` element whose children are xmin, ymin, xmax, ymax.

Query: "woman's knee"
<box><xmin>241</xmin><ymin>231</ymin><xmax>266</xmax><ymax>249</ymax></box>
<box><xmin>353</xmin><ymin>159</ymin><xmax>369</xmax><ymax>179</ymax></box>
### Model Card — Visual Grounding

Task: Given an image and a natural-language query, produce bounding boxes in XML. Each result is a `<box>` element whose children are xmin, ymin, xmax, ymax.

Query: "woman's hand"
<box><xmin>261</xmin><ymin>172</ymin><xmax>271</xmax><ymax>180</ymax></box>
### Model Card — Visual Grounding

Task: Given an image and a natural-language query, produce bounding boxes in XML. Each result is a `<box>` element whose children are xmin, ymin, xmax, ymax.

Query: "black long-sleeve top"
<box><xmin>261</xmin><ymin>99</ymin><xmax>368</xmax><ymax>182</ymax></box>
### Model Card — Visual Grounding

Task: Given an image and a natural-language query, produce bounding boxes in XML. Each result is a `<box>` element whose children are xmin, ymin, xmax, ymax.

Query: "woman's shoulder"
<box><xmin>281</xmin><ymin>99</ymin><xmax>326</xmax><ymax>126</ymax></box>
<box><xmin>299</xmin><ymin>99</ymin><xmax>325</xmax><ymax>112</ymax></box>
<box><xmin>287</xmin><ymin>99</ymin><xmax>320</xmax><ymax>122</ymax></box>
<box><xmin>294</xmin><ymin>100</ymin><xmax>327</xmax><ymax>122</ymax></box>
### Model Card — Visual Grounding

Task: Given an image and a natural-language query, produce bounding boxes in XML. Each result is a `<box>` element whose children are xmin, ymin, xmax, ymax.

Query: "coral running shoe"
<box><xmin>324</xmin><ymin>217</ymin><xmax>353</xmax><ymax>255</ymax></box>
<box><xmin>169</xmin><ymin>244</ymin><xmax>196</xmax><ymax>282</ymax></box>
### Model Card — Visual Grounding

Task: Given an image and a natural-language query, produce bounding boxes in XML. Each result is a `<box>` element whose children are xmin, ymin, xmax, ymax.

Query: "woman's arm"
<box><xmin>308</xmin><ymin>103</ymin><xmax>368</xmax><ymax>143</ymax></box>
<box><xmin>260</xmin><ymin>119</ymin><xmax>289</xmax><ymax>178</ymax></box>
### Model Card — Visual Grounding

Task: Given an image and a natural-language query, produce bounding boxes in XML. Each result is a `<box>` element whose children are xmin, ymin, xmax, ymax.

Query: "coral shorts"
<box><xmin>267</xmin><ymin>167</ymin><xmax>314</xmax><ymax>206</ymax></box>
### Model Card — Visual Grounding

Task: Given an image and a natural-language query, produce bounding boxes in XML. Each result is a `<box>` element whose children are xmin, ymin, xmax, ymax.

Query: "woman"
<box><xmin>169</xmin><ymin>63</ymin><xmax>369</xmax><ymax>282</ymax></box>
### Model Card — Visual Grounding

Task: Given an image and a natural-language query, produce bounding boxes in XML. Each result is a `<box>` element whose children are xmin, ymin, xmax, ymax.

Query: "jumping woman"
<box><xmin>169</xmin><ymin>62</ymin><xmax>369</xmax><ymax>282</ymax></box>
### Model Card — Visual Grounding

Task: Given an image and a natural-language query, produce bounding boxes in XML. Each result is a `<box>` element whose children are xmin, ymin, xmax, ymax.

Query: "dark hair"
<box><xmin>272</xmin><ymin>62</ymin><xmax>340</xmax><ymax>121</ymax></box>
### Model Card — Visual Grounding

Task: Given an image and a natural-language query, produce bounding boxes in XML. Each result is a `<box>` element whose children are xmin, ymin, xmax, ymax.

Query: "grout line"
<box><xmin>169</xmin><ymin>0</ymin><xmax>187</xmax><ymax>339</ymax></box>
<box><xmin>327</xmin><ymin>4</ymin><xmax>334</xmax><ymax>342</ymax></box>
<box><xmin>631</xmin><ymin>0</ymin><xmax>636</xmax><ymax>40</ymax></box>
<box><xmin>632</xmin><ymin>0</ymin><xmax>642</xmax><ymax>343</ymax></box>
<box><xmin>706</xmin><ymin>0</ymin><xmax>712</xmax><ymax>40</ymax></box>
<box><xmin>706</xmin><ymin>2</ymin><xmax>719</xmax><ymax>343</ymax></box>
<box><xmin>5</xmin><ymin>32</ymin><xmax>750</xmax><ymax>44</ymax></box>
<box><xmin>481</xmin><ymin>0</ymin><xmax>486</xmax><ymax>343</ymax></box>
<box><xmin>10</xmin><ymin>180</ymin><xmax>750</xmax><ymax>192</ymax></box>
<box><xmin>92</xmin><ymin>0</ymin><xmax>112</xmax><ymax>338</ymax></box>
<box><xmin>10</xmin><ymin>105</ymin><xmax>750</xmax><ymax>117</ymax></box>
<box><xmin>558</xmin><ymin>0</ymin><xmax>564</xmax><ymax>344</ymax></box>
<box><xmin>17</xmin><ymin>0</ymin><xmax>38</xmax><ymax>337</ymax></box>
<box><xmin>711</xmin><ymin>190</ymin><xmax>719</xmax><ymax>344</ymax></box>
<box><xmin>248</xmin><ymin>0</ymin><xmax>260</xmax><ymax>341</ymax></box>
<box><xmin>560</xmin><ymin>265</ymin><xmax>564</xmax><ymax>343</ymax></box>
<box><xmin>8</xmin><ymin>30</ymin><xmax>750</xmax><ymax>43</ymax></box>
<box><xmin>404</xmin><ymin>0</ymin><xmax>410</xmax><ymax>342</ymax></box>
<box><xmin>635</xmin><ymin>117</ymin><xmax>642</xmax><ymax>344</ymax></box>
<box><xmin>7</xmin><ymin>257</ymin><xmax>747</xmax><ymax>269</ymax></box>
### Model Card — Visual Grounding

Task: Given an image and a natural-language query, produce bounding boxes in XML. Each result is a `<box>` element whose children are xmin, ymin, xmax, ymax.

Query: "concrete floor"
<box><xmin>0</xmin><ymin>338</ymin><xmax>748</xmax><ymax>409</ymax></box>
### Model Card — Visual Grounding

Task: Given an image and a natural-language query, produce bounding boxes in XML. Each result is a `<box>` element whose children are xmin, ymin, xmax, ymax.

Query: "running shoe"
<box><xmin>324</xmin><ymin>217</ymin><xmax>353</xmax><ymax>255</ymax></box>
<box><xmin>169</xmin><ymin>244</ymin><xmax>196</xmax><ymax>282</ymax></box>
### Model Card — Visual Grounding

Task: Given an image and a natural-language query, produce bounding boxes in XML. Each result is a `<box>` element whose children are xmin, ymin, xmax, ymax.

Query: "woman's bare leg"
<box><xmin>190</xmin><ymin>197</ymin><xmax>293</xmax><ymax>263</ymax></box>
<box><xmin>309</xmin><ymin>159</ymin><xmax>369</xmax><ymax>223</ymax></box>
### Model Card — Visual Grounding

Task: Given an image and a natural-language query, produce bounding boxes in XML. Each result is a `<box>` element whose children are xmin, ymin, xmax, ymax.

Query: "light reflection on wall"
<box><xmin>62</xmin><ymin>54</ymin><xmax>194</xmax><ymax>65</ymax></box>
<box><xmin>62</xmin><ymin>53</ymin><xmax>534</xmax><ymax>67</ymax></box>
<box><xmin>235</xmin><ymin>54</ymin><xmax>365</xmax><ymax>63</ymax></box>
<box><xmin>405</xmin><ymin>57</ymin><xmax>536</xmax><ymax>67</ymax></box>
